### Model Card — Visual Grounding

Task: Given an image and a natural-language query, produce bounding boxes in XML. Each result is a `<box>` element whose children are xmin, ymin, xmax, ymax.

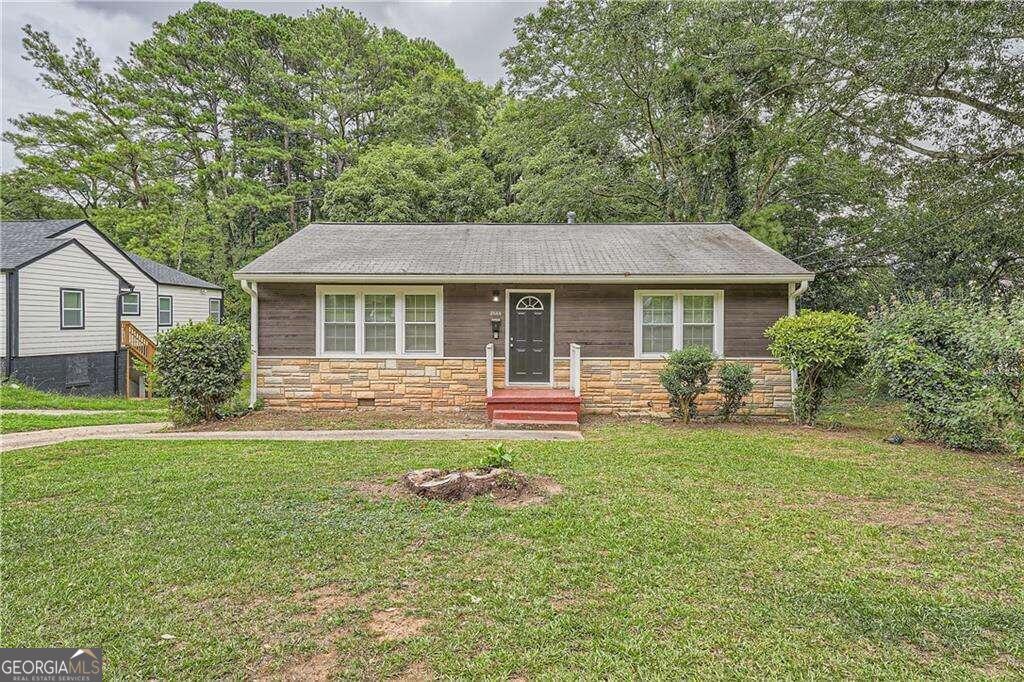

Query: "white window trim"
<box><xmin>208</xmin><ymin>298</ymin><xmax>222</xmax><ymax>323</ymax></box>
<box><xmin>158</xmin><ymin>295</ymin><xmax>173</xmax><ymax>327</ymax></box>
<box><xmin>315</xmin><ymin>285</ymin><xmax>443</xmax><ymax>358</ymax></box>
<box><xmin>121</xmin><ymin>291</ymin><xmax>141</xmax><ymax>317</ymax></box>
<box><xmin>633</xmin><ymin>289</ymin><xmax>724</xmax><ymax>358</ymax></box>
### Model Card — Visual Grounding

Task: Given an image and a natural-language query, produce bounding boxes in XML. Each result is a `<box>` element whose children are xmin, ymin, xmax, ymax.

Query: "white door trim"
<box><xmin>504</xmin><ymin>288</ymin><xmax>555</xmax><ymax>387</ymax></box>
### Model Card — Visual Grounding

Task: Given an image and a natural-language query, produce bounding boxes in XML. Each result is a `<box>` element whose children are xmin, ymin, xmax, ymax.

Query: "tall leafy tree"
<box><xmin>322</xmin><ymin>143</ymin><xmax>500</xmax><ymax>222</ymax></box>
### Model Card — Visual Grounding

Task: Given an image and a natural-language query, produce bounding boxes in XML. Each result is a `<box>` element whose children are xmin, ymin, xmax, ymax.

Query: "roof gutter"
<box><xmin>232</xmin><ymin>273</ymin><xmax>815</xmax><ymax>285</ymax></box>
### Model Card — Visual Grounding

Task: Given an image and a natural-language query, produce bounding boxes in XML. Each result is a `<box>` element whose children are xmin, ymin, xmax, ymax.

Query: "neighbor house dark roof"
<box><xmin>0</xmin><ymin>219</ymin><xmax>221</xmax><ymax>289</ymax></box>
<box><xmin>128</xmin><ymin>253</ymin><xmax>221</xmax><ymax>290</ymax></box>
<box><xmin>0</xmin><ymin>219</ymin><xmax>87</xmax><ymax>270</ymax></box>
<box><xmin>236</xmin><ymin>223</ymin><xmax>813</xmax><ymax>281</ymax></box>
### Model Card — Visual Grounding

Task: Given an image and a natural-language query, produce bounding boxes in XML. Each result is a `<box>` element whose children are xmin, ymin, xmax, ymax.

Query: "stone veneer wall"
<box><xmin>256</xmin><ymin>357</ymin><xmax>793</xmax><ymax>419</ymax></box>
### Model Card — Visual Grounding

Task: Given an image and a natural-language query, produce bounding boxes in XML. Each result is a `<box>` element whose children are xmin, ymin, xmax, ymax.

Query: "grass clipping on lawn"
<box><xmin>355</xmin><ymin>468</ymin><xmax>563</xmax><ymax>508</ymax></box>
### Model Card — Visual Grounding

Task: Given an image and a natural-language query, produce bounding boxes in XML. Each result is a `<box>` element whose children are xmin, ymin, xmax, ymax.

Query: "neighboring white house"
<box><xmin>1</xmin><ymin>219</ymin><xmax>223</xmax><ymax>395</ymax></box>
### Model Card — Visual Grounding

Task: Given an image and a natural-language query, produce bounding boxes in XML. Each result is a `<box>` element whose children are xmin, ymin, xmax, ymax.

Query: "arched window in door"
<box><xmin>515</xmin><ymin>295</ymin><xmax>545</xmax><ymax>311</ymax></box>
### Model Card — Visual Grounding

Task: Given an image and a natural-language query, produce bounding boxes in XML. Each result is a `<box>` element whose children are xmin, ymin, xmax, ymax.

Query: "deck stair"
<box><xmin>121</xmin><ymin>320</ymin><xmax>157</xmax><ymax>398</ymax></box>
<box><xmin>486</xmin><ymin>388</ymin><xmax>582</xmax><ymax>428</ymax></box>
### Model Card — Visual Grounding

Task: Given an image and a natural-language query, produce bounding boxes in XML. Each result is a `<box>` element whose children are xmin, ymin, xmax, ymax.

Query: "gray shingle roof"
<box><xmin>1</xmin><ymin>220</ymin><xmax>222</xmax><ymax>289</ymax></box>
<box><xmin>236</xmin><ymin>223</ymin><xmax>812</xmax><ymax>279</ymax></box>
<box><xmin>127</xmin><ymin>253</ymin><xmax>221</xmax><ymax>290</ymax></box>
<box><xmin>0</xmin><ymin>219</ymin><xmax>85</xmax><ymax>270</ymax></box>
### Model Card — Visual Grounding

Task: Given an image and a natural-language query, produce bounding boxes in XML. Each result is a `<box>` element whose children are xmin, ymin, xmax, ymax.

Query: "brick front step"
<box><xmin>486</xmin><ymin>388</ymin><xmax>582</xmax><ymax>426</ymax></box>
<box><xmin>491</xmin><ymin>409</ymin><xmax>580</xmax><ymax>423</ymax></box>
<box><xmin>491</xmin><ymin>417</ymin><xmax>579</xmax><ymax>430</ymax></box>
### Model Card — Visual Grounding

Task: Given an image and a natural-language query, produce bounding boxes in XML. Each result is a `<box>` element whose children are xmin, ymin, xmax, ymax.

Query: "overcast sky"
<box><xmin>0</xmin><ymin>0</ymin><xmax>544</xmax><ymax>170</ymax></box>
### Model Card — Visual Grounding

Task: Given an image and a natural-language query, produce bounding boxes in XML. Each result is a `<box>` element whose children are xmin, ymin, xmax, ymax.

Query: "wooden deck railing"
<box><xmin>121</xmin><ymin>320</ymin><xmax>156</xmax><ymax>398</ymax></box>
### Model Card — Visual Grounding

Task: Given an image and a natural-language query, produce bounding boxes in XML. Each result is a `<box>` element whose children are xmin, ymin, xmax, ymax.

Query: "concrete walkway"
<box><xmin>1</xmin><ymin>408</ymin><xmax>161</xmax><ymax>415</ymax></box>
<box><xmin>1</xmin><ymin>422</ymin><xmax>172</xmax><ymax>452</ymax></box>
<box><xmin>1</xmin><ymin>425</ymin><xmax>581</xmax><ymax>452</ymax></box>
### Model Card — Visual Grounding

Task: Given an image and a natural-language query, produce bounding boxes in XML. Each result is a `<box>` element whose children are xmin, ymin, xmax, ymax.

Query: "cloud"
<box><xmin>1</xmin><ymin>0</ymin><xmax>542</xmax><ymax>170</ymax></box>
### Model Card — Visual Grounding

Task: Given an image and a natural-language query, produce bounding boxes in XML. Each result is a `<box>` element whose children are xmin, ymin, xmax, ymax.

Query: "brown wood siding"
<box><xmin>256</xmin><ymin>282</ymin><xmax>788</xmax><ymax>358</ymax></box>
<box><xmin>258</xmin><ymin>283</ymin><xmax>315</xmax><ymax>355</ymax></box>
<box><xmin>723</xmin><ymin>284</ymin><xmax>789</xmax><ymax>357</ymax></box>
<box><xmin>442</xmin><ymin>284</ymin><xmax>505</xmax><ymax>357</ymax></box>
<box><xmin>442</xmin><ymin>283</ymin><xmax>787</xmax><ymax>358</ymax></box>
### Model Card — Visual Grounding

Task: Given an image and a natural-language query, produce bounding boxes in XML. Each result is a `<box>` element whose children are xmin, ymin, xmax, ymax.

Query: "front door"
<box><xmin>508</xmin><ymin>292</ymin><xmax>551</xmax><ymax>383</ymax></box>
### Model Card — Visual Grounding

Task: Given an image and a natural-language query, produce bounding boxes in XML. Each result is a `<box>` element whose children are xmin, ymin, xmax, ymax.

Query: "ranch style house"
<box><xmin>235</xmin><ymin>221</ymin><xmax>813</xmax><ymax>427</ymax></box>
<box><xmin>1</xmin><ymin>219</ymin><xmax>223</xmax><ymax>396</ymax></box>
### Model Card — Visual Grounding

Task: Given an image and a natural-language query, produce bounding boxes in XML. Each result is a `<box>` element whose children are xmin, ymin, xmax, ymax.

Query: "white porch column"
<box><xmin>569</xmin><ymin>343</ymin><xmax>582</xmax><ymax>397</ymax></box>
<box><xmin>485</xmin><ymin>342</ymin><xmax>494</xmax><ymax>397</ymax></box>
<box><xmin>239</xmin><ymin>279</ymin><xmax>258</xmax><ymax>407</ymax></box>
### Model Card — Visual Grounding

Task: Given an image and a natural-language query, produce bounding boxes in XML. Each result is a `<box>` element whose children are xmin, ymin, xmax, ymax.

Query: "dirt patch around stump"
<box><xmin>351</xmin><ymin>470</ymin><xmax>563</xmax><ymax>508</ymax></box>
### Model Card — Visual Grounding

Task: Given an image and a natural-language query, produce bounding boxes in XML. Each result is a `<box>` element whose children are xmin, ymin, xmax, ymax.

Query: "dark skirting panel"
<box><xmin>6</xmin><ymin>349</ymin><xmax>127</xmax><ymax>396</ymax></box>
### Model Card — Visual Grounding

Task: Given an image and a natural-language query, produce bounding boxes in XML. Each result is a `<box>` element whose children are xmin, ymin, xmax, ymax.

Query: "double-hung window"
<box><xmin>364</xmin><ymin>294</ymin><xmax>397</xmax><ymax>353</ymax></box>
<box><xmin>316</xmin><ymin>286</ymin><xmax>442</xmax><ymax>357</ymax></box>
<box><xmin>404</xmin><ymin>294</ymin><xmax>437</xmax><ymax>353</ymax></box>
<box><xmin>121</xmin><ymin>292</ymin><xmax>141</xmax><ymax>316</ymax></box>
<box><xmin>158</xmin><ymin>296</ymin><xmax>173</xmax><ymax>326</ymax></box>
<box><xmin>208</xmin><ymin>298</ymin><xmax>222</xmax><ymax>324</ymax></box>
<box><xmin>60</xmin><ymin>288</ymin><xmax>85</xmax><ymax>330</ymax></box>
<box><xmin>324</xmin><ymin>294</ymin><xmax>356</xmax><ymax>352</ymax></box>
<box><xmin>635</xmin><ymin>290</ymin><xmax>724</xmax><ymax>357</ymax></box>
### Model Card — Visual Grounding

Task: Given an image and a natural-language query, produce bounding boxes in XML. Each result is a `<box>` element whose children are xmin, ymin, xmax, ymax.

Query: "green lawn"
<box><xmin>3</xmin><ymin>425</ymin><xmax>1022</xmax><ymax>679</ymax></box>
<box><xmin>0</xmin><ymin>382</ymin><xmax>168</xmax><ymax>411</ymax></box>
<box><xmin>0</xmin><ymin>412</ymin><xmax>168</xmax><ymax>434</ymax></box>
<box><xmin>819</xmin><ymin>379</ymin><xmax>906</xmax><ymax>436</ymax></box>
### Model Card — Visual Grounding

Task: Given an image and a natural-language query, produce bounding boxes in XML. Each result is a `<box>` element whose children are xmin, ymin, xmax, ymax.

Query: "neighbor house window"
<box><xmin>60</xmin><ymin>288</ymin><xmax>85</xmax><ymax>329</ymax></box>
<box><xmin>208</xmin><ymin>298</ymin><xmax>222</xmax><ymax>324</ymax></box>
<box><xmin>121</xmin><ymin>292</ymin><xmax>140</xmax><ymax>316</ymax></box>
<box><xmin>316</xmin><ymin>286</ymin><xmax>442</xmax><ymax>357</ymax></box>
<box><xmin>158</xmin><ymin>296</ymin><xmax>173</xmax><ymax>326</ymax></box>
<box><xmin>634</xmin><ymin>290</ymin><xmax>723</xmax><ymax>357</ymax></box>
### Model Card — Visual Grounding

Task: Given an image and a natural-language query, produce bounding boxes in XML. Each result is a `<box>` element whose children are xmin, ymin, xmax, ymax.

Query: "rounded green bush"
<box><xmin>718</xmin><ymin>361</ymin><xmax>754</xmax><ymax>422</ymax></box>
<box><xmin>766</xmin><ymin>310</ymin><xmax>865</xmax><ymax>424</ymax></box>
<box><xmin>659</xmin><ymin>346</ymin><xmax>715</xmax><ymax>422</ymax></box>
<box><xmin>153</xmin><ymin>321</ymin><xmax>248</xmax><ymax>424</ymax></box>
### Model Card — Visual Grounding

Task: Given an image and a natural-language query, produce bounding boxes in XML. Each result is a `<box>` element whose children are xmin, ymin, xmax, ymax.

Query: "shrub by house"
<box><xmin>766</xmin><ymin>311</ymin><xmax>865</xmax><ymax>425</ymax></box>
<box><xmin>659</xmin><ymin>346</ymin><xmax>715</xmax><ymax>422</ymax></box>
<box><xmin>153</xmin><ymin>322</ymin><xmax>248</xmax><ymax>424</ymax></box>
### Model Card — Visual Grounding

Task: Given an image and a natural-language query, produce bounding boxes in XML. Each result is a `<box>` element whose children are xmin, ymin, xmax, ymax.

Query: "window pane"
<box><xmin>159</xmin><ymin>297</ymin><xmax>171</xmax><ymax>311</ymax></box>
<box><xmin>208</xmin><ymin>299</ymin><xmax>221</xmax><ymax>323</ymax></box>
<box><xmin>405</xmin><ymin>323</ymin><xmax>436</xmax><ymax>352</ymax></box>
<box><xmin>682</xmin><ymin>324</ymin><xmax>714</xmax><ymax>350</ymax></box>
<box><xmin>364</xmin><ymin>323</ymin><xmax>396</xmax><ymax>352</ymax></box>
<box><xmin>642</xmin><ymin>296</ymin><xmax>673</xmax><ymax>325</ymax></box>
<box><xmin>122</xmin><ymin>293</ymin><xmax>139</xmax><ymax>315</ymax></box>
<box><xmin>405</xmin><ymin>295</ymin><xmax>435</xmax><ymax>323</ymax></box>
<box><xmin>324</xmin><ymin>294</ymin><xmax>355</xmax><ymax>323</ymax></box>
<box><xmin>364</xmin><ymin>294</ymin><xmax>395</xmax><ymax>323</ymax></box>
<box><xmin>682</xmin><ymin>295</ymin><xmax>714</xmax><ymax>324</ymax></box>
<box><xmin>63</xmin><ymin>309</ymin><xmax>83</xmax><ymax>328</ymax></box>
<box><xmin>642</xmin><ymin>324</ymin><xmax>673</xmax><ymax>353</ymax></box>
<box><xmin>325</xmin><ymin>323</ymin><xmax>356</xmax><ymax>352</ymax></box>
<box><xmin>63</xmin><ymin>291</ymin><xmax>82</xmax><ymax>309</ymax></box>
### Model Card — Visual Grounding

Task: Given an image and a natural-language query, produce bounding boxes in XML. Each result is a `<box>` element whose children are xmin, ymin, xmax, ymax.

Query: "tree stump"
<box><xmin>402</xmin><ymin>468</ymin><xmax>527</xmax><ymax>501</ymax></box>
